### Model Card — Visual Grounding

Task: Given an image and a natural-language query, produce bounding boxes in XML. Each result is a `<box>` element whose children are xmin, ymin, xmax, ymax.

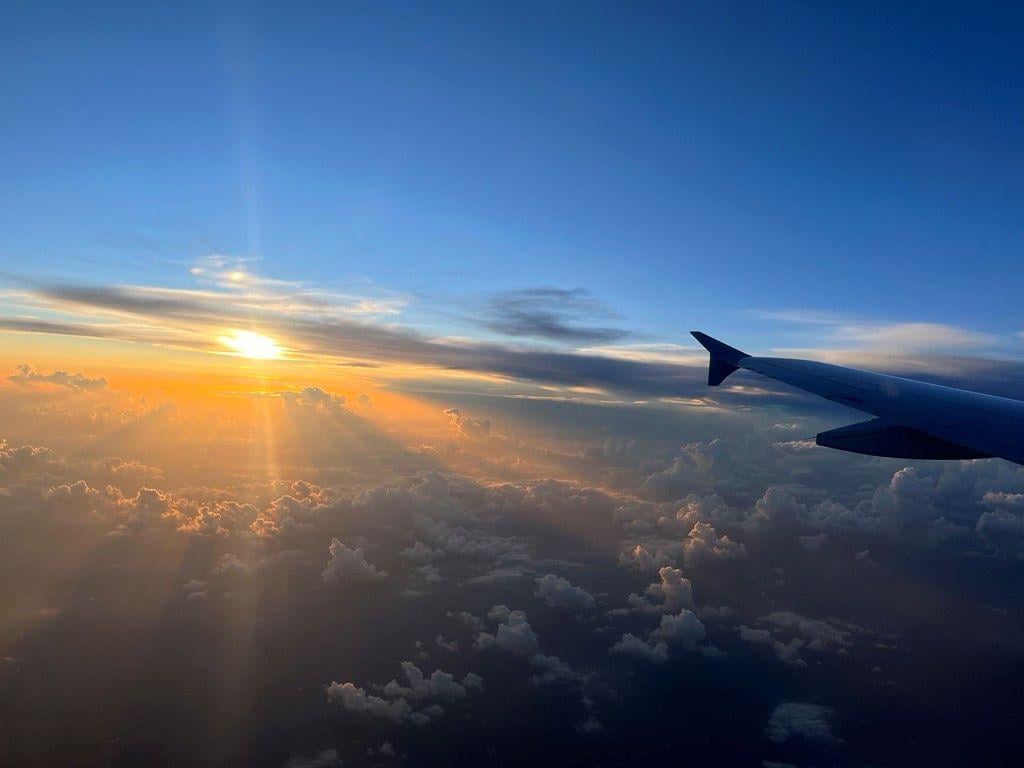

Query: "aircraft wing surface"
<box><xmin>691</xmin><ymin>331</ymin><xmax>1024</xmax><ymax>466</ymax></box>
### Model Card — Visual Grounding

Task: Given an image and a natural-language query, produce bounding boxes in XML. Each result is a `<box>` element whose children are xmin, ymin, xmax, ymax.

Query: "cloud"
<box><xmin>381</xmin><ymin>661</ymin><xmax>470</xmax><ymax>700</ymax></box>
<box><xmin>610</xmin><ymin>633</ymin><xmax>669</xmax><ymax>663</ymax></box>
<box><xmin>765</xmin><ymin>702</ymin><xmax>843</xmax><ymax>748</ymax></box>
<box><xmin>534</xmin><ymin>574</ymin><xmax>596</xmax><ymax>611</ymax></box>
<box><xmin>473</xmin><ymin>606</ymin><xmax>540</xmax><ymax>656</ymax></box>
<box><xmin>181</xmin><ymin>579</ymin><xmax>208</xmax><ymax>602</ymax></box>
<box><xmin>0</xmin><ymin>278</ymin><xmax>717</xmax><ymax>400</ymax></box>
<box><xmin>213</xmin><ymin>553</ymin><xmax>252</xmax><ymax>576</ymax></box>
<box><xmin>0</xmin><ymin>439</ymin><xmax>61</xmax><ymax>479</ymax></box>
<box><xmin>528</xmin><ymin>653</ymin><xmax>587</xmax><ymax>686</ymax></box>
<box><xmin>750</xmin><ymin>310</ymin><xmax>1000</xmax><ymax>354</ymax></box>
<box><xmin>681</xmin><ymin>521</ymin><xmax>746</xmax><ymax>566</ymax></box>
<box><xmin>627</xmin><ymin>567</ymin><xmax>694</xmax><ymax>614</ymax></box>
<box><xmin>649</xmin><ymin>609</ymin><xmax>706</xmax><ymax>649</ymax></box>
<box><xmin>798</xmin><ymin>533</ymin><xmax>829</xmax><ymax>551</ymax></box>
<box><xmin>444</xmin><ymin>408</ymin><xmax>492</xmax><ymax>438</ymax></box>
<box><xmin>472</xmin><ymin>606</ymin><xmax>586</xmax><ymax>687</ymax></box>
<box><xmin>8</xmin><ymin>364</ymin><xmax>107</xmax><ymax>391</ymax></box>
<box><xmin>282</xmin><ymin>749</ymin><xmax>343</xmax><ymax>768</ymax></box>
<box><xmin>739</xmin><ymin>611</ymin><xmax>864</xmax><ymax>666</ymax></box>
<box><xmin>480</xmin><ymin>288</ymin><xmax>627</xmax><ymax>344</ymax></box>
<box><xmin>321</xmin><ymin>538</ymin><xmax>388</xmax><ymax>582</ymax></box>
<box><xmin>326</xmin><ymin>661</ymin><xmax>482</xmax><ymax>727</ymax></box>
<box><xmin>325</xmin><ymin>682</ymin><xmax>418</xmax><ymax>724</ymax></box>
<box><xmin>435</xmin><ymin>635</ymin><xmax>459</xmax><ymax>652</ymax></box>
<box><xmin>281</xmin><ymin>387</ymin><xmax>346</xmax><ymax>414</ymax></box>
<box><xmin>401</xmin><ymin>541</ymin><xmax>443</xmax><ymax>563</ymax></box>
<box><xmin>411</xmin><ymin>514</ymin><xmax>529</xmax><ymax>566</ymax></box>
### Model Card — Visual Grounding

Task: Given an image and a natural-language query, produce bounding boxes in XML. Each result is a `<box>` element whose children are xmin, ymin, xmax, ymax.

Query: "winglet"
<box><xmin>690</xmin><ymin>331</ymin><xmax>750</xmax><ymax>387</ymax></box>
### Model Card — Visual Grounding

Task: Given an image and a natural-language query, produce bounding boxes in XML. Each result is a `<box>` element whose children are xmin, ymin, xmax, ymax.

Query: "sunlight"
<box><xmin>221</xmin><ymin>330</ymin><xmax>282</xmax><ymax>360</ymax></box>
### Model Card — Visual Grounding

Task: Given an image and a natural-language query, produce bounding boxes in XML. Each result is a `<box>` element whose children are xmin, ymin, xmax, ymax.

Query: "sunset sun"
<box><xmin>220</xmin><ymin>330</ymin><xmax>281</xmax><ymax>359</ymax></box>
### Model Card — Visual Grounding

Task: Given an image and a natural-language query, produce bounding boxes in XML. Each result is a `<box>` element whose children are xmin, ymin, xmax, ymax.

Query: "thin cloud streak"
<box><xmin>5</xmin><ymin>279</ymin><xmax>1024</xmax><ymax>402</ymax></box>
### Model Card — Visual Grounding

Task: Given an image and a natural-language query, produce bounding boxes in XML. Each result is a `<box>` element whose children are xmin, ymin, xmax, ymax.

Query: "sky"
<box><xmin>1</xmin><ymin>3</ymin><xmax>1024</xmax><ymax>768</ymax></box>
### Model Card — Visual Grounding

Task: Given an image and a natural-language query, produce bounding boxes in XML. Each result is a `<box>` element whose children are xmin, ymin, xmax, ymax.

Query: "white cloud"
<box><xmin>321</xmin><ymin>538</ymin><xmax>387</xmax><ymax>582</ymax></box>
<box><xmin>627</xmin><ymin>567</ymin><xmax>694</xmax><ymax>614</ymax></box>
<box><xmin>327</xmin><ymin>661</ymin><xmax>482</xmax><ymax>727</ymax></box>
<box><xmin>681</xmin><ymin>521</ymin><xmax>746</xmax><ymax>565</ymax></box>
<box><xmin>325</xmin><ymin>682</ymin><xmax>416</xmax><ymax>724</ymax></box>
<box><xmin>534</xmin><ymin>574</ymin><xmax>596</xmax><ymax>611</ymax></box>
<box><xmin>739</xmin><ymin>611</ymin><xmax>863</xmax><ymax>666</ymax></box>
<box><xmin>610</xmin><ymin>633</ymin><xmax>669</xmax><ymax>663</ymax></box>
<box><xmin>650</xmin><ymin>609</ymin><xmax>706</xmax><ymax>649</ymax></box>
<box><xmin>282</xmin><ymin>387</ymin><xmax>346</xmax><ymax>415</ymax></box>
<box><xmin>381</xmin><ymin>661</ymin><xmax>468</xmax><ymax>700</ymax></box>
<box><xmin>473</xmin><ymin>606</ymin><xmax>540</xmax><ymax>656</ymax></box>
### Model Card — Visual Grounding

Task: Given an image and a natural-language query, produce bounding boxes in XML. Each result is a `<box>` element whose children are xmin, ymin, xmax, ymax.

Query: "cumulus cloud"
<box><xmin>381</xmin><ymin>661</ymin><xmax>470</xmax><ymax>701</ymax></box>
<box><xmin>473</xmin><ymin>606</ymin><xmax>540</xmax><ymax>656</ymax></box>
<box><xmin>739</xmin><ymin>611</ymin><xmax>864</xmax><ymax>666</ymax></box>
<box><xmin>618</xmin><ymin>544</ymin><xmax>661</xmax><ymax>571</ymax></box>
<box><xmin>649</xmin><ymin>609</ymin><xmax>706</xmax><ymax>649</ymax></box>
<box><xmin>534</xmin><ymin>574</ymin><xmax>596</xmax><ymax>611</ymax></box>
<box><xmin>0</xmin><ymin>439</ymin><xmax>61</xmax><ymax>479</ymax></box>
<box><xmin>444</xmin><ymin>408</ymin><xmax>492</xmax><ymax>439</ymax></box>
<box><xmin>281</xmin><ymin>387</ymin><xmax>346</xmax><ymax>414</ymax></box>
<box><xmin>681</xmin><ymin>521</ymin><xmax>746</xmax><ymax>566</ymax></box>
<box><xmin>610</xmin><ymin>633</ymin><xmax>669</xmax><ymax>663</ymax></box>
<box><xmin>213</xmin><ymin>553</ymin><xmax>252</xmax><ymax>576</ymax></box>
<box><xmin>412</xmin><ymin>514</ymin><xmax>529</xmax><ymax>567</ymax></box>
<box><xmin>627</xmin><ymin>567</ymin><xmax>694</xmax><ymax>614</ymax></box>
<box><xmin>325</xmin><ymin>682</ymin><xmax>420</xmax><ymax>724</ymax></box>
<box><xmin>8</xmin><ymin>364</ymin><xmax>107</xmax><ymax>390</ymax></box>
<box><xmin>326</xmin><ymin>661</ymin><xmax>481</xmax><ymax>727</ymax></box>
<box><xmin>321</xmin><ymin>538</ymin><xmax>388</xmax><ymax>582</ymax></box>
<box><xmin>765</xmin><ymin>702</ymin><xmax>843</xmax><ymax>748</ymax></box>
<box><xmin>401</xmin><ymin>541</ymin><xmax>443</xmax><ymax>563</ymax></box>
<box><xmin>472</xmin><ymin>606</ymin><xmax>586</xmax><ymax>687</ymax></box>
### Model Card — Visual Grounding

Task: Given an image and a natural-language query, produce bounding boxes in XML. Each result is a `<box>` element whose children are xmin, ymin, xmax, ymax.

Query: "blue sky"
<box><xmin>2</xmin><ymin>1</ymin><xmax>1023</xmax><ymax>352</ymax></box>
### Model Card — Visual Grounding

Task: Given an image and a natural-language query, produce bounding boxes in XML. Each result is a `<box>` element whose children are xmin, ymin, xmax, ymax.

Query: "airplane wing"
<box><xmin>691</xmin><ymin>331</ymin><xmax>1024</xmax><ymax>466</ymax></box>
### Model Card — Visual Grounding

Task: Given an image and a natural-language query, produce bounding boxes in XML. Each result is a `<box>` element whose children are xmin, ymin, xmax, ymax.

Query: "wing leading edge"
<box><xmin>691</xmin><ymin>331</ymin><xmax>1024</xmax><ymax>466</ymax></box>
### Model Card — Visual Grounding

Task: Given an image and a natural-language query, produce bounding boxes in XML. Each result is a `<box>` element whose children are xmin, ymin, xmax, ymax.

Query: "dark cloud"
<box><xmin>765</xmin><ymin>702</ymin><xmax>843</xmax><ymax>748</ymax></box>
<box><xmin>481</xmin><ymin>288</ymin><xmax>627</xmax><ymax>344</ymax></box>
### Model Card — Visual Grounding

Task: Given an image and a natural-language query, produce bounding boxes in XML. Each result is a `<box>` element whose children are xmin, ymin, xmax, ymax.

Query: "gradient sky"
<box><xmin>3</xmin><ymin>1</ymin><xmax>1023</xmax><ymax>354</ymax></box>
<box><xmin>2</xmin><ymin>5</ymin><xmax>1024</xmax><ymax>768</ymax></box>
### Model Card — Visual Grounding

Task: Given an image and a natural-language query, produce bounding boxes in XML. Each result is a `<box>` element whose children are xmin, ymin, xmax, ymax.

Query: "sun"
<box><xmin>220</xmin><ymin>330</ymin><xmax>282</xmax><ymax>360</ymax></box>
